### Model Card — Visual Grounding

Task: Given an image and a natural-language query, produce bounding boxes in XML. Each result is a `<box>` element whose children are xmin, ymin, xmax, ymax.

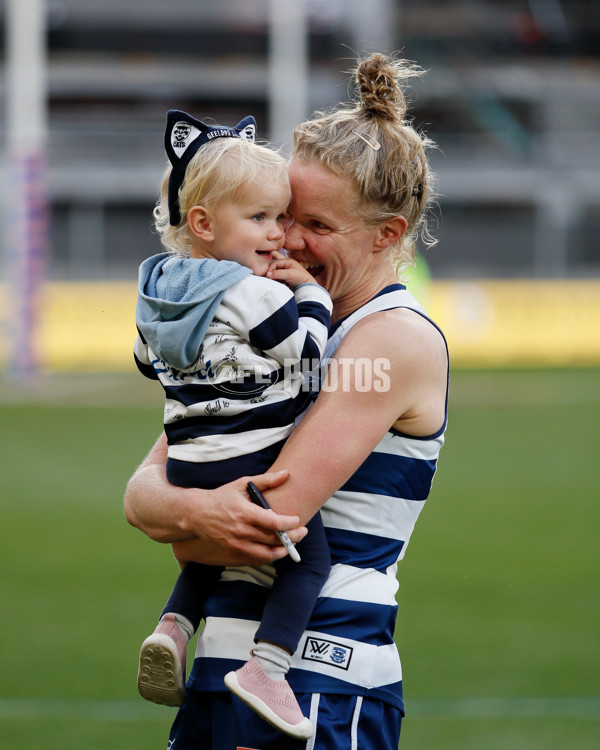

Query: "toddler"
<box><xmin>133</xmin><ymin>110</ymin><xmax>332</xmax><ymax>740</ymax></box>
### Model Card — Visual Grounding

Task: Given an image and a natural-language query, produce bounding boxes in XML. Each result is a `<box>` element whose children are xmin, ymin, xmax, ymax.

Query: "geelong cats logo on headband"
<box><xmin>165</xmin><ymin>110</ymin><xmax>257</xmax><ymax>225</ymax></box>
<box><xmin>171</xmin><ymin>121</ymin><xmax>201</xmax><ymax>153</ymax></box>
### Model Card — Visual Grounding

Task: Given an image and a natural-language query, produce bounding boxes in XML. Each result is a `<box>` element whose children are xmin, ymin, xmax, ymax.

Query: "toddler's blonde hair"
<box><xmin>154</xmin><ymin>137</ymin><xmax>289</xmax><ymax>256</ymax></box>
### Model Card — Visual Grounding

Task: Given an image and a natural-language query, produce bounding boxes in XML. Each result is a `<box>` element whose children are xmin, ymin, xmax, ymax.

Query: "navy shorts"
<box><xmin>167</xmin><ymin>689</ymin><xmax>402</xmax><ymax>750</ymax></box>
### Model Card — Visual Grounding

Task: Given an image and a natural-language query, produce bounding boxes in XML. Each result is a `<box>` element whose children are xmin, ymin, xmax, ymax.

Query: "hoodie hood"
<box><xmin>136</xmin><ymin>253</ymin><xmax>251</xmax><ymax>370</ymax></box>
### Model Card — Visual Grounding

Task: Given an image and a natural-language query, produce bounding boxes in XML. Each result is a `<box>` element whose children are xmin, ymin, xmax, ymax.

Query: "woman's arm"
<box><xmin>172</xmin><ymin>308</ymin><xmax>447</xmax><ymax>568</ymax></box>
<box><xmin>261</xmin><ymin>307</ymin><xmax>448</xmax><ymax>521</ymax></box>
<box><xmin>126</xmin><ymin>307</ymin><xmax>446</xmax><ymax>566</ymax></box>
<box><xmin>124</xmin><ymin>432</ymin><xmax>307</xmax><ymax>565</ymax></box>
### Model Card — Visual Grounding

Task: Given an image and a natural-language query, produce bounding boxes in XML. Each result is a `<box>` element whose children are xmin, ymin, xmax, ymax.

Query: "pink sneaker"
<box><xmin>224</xmin><ymin>657</ymin><xmax>313</xmax><ymax>739</ymax></box>
<box><xmin>137</xmin><ymin>614</ymin><xmax>188</xmax><ymax>707</ymax></box>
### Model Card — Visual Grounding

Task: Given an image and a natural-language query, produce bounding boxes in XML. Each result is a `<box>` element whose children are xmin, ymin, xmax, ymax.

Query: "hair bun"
<box><xmin>357</xmin><ymin>53</ymin><xmax>426</xmax><ymax>124</ymax></box>
<box><xmin>356</xmin><ymin>53</ymin><xmax>405</xmax><ymax>123</ymax></box>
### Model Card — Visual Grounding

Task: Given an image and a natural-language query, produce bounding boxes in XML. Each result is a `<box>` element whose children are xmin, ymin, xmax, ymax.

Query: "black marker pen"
<box><xmin>247</xmin><ymin>481</ymin><xmax>301</xmax><ymax>563</ymax></box>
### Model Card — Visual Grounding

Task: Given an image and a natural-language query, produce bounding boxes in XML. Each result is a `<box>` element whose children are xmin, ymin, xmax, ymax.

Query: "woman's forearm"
<box><xmin>123</xmin><ymin>434</ymin><xmax>199</xmax><ymax>543</ymax></box>
<box><xmin>124</xmin><ymin>434</ymin><xmax>306</xmax><ymax>565</ymax></box>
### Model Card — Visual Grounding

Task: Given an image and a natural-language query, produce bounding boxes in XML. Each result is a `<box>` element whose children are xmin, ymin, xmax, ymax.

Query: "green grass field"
<box><xmin>1</xmin><ymin>369</ymin><xmax>598</xmax><ymax>749</ymax></box>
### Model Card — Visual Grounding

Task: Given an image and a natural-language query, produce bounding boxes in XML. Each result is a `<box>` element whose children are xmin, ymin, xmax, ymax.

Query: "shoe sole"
<box><xmin>137</xmin><ymin>633</ymin><xmax>186</xmax><ymax>707</ymax></box>
<box><xmin>224</xmin><ymin>671</ymin><xmax>313</xmax><ymax>740</ymax></box>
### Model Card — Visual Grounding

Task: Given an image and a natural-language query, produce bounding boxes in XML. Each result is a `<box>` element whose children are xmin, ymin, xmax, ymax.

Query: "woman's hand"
<box><xmin>171</xmin><ymin>471</ymin><xmax>308</xmax><ymax>567</ymax></box>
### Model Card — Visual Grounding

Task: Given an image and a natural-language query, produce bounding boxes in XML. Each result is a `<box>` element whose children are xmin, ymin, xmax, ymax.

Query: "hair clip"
<box><xmin>411</xmin><ymin>183</ymin><xmax>423</xmax><ymax>197</ymax></box>
<box><xmin>352</xmin><ymin>129</ymin><xmax>381</xmax><ymax>151</ymax></box>
<box><xmin>164</xmin><ymin>110</ymin><xmax>257</xmax><ymax>225</ymax></box>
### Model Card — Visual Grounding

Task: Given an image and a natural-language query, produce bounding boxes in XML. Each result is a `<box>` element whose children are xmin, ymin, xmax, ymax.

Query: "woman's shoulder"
<box><xmin>340</xmin><ymin>306</ymin><xmax>447</xmax><ymax>373</ymax></box>
<box><xmin>351</xmin><ymin>304</ymin><xmax>442</xmax><ymax>342</ymax></box>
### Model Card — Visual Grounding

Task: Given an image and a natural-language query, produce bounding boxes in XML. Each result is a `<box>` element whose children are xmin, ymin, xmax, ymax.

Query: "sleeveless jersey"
<box><xmin>187</xmin><ymin>284</ymin><xmax>449</xmax><ymax>714</ymax></box>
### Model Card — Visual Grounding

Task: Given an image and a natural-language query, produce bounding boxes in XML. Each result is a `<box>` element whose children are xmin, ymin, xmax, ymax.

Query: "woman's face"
<box><xmin>284</xmin><ymin>159</ymin><xmax>382</xmax><ymax>311</ymax></box>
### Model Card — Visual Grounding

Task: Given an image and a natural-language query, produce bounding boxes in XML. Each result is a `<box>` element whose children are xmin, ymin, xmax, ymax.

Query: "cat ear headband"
<box><xmin>164</xmin><ymin>109</ymin><xmax>257</xmax><ymax>225</ymax></box>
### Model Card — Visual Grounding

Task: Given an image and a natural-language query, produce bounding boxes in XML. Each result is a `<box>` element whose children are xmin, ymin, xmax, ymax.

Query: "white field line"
<box><xmin>0</xmin><ymin>697</ymin><xmax>598</xmax><ymax>722</ymax></box>
<box><xmin>0</xmin><ymin>698</ymin><xmax>168</xmax><ymax>721</ymax></box>
<box><xmin>407</xmin><ymin>696</ymin><xmax>600</xmax><ymax>719</ymax></box>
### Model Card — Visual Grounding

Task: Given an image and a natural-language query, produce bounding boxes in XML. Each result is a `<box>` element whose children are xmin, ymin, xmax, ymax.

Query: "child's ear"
<box><xmin>187</xmin><ymin>206</ymin><xmax>214</xmax><ymax>241</ymax></box>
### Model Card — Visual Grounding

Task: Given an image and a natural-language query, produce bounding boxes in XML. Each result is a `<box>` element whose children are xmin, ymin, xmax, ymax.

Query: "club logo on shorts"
<box><xmin>301</xmin><ymin>636</ymin><xmax>353</xmax><ymax>670</ymax></box>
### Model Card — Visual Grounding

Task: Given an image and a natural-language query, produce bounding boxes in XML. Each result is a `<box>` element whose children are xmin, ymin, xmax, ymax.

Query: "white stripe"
<box><xmin>305</xmin><ymin>693</ymin><xmax>321</xmax><ymax>750</ymax></box>
<box><xmin>376</xmin><ymin>429</ymin><xmax>444</xmax><ymax>460</ymax></box>
<box><xmin>195</xmin><ymin>618</ymin><xmax>402</xmax><ymax>689</ymax></box>
<box><xmin>220</xmin><ymin>563</ymin><xmax>276</xmax><ymax>588</ymax></box>
<box><xmin>163</xmin><ymin>386</ymin><xmax>290</xmax><ymax>423</ymax></box>
<box><xmin>216</xmin><ymin>560</ymin><xmax>399</xmax><ymax>607</ymax></box>
<box><xmin>168</xmin><ymin>424</ymin><xmax>293</xmax><ymax>462</ymax></box>
<box><xmin>351</xmin><ymin>695</ymin><xmax>363</xmax><ymax>750</ymax></box>
<box><xmin>294</xmin><ymin>282</ymin><xmax>332</xmax><ymax>310</ymax></box>
<box><xmin>133</xmin><ymin>336</ymin><xmax>150</xmax><ymax>365</ymax></box>
<box><xmin>1</xmin><ymin>696</ymin><xmax>596</xmax><ymax>721</ymax></box>
<box><xmin>321</xmin><ymin>490</ymin><xmax>425</xmax><ymax>542</ymax></box>
<box><xmin>319</xmin><ymin>563</ymin><xmax>399</xmax><ymax>606</ymax></box>
<box><xmin>195</xmin><ymin>617</ymin><xmax>258</xmax><ymax>661</ymax></box>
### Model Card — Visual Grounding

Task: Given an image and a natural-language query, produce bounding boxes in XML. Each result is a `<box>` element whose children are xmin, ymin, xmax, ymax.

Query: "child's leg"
<box><xmin>160</xmin><ymin>561</ymin><xmax>221</xmax><ymax>631</ymax></box>
<box><xmin>138</xmin><ymin>563</ymin><xmax>223</xmax><ymax>707</ymax></box>
<box><xmin>255</xmin><ymin>513</ymin><xmax>330</xmax><ymax>653</ymax></box>
<box><xmin>224</xmin><ymin>514</ymin><xmax>329</xmax><ymax>739</ymax></box>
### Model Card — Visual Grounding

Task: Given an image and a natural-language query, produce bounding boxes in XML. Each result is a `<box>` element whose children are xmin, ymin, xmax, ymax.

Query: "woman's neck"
<box><xmin>331</xmin><ymin>266</ymin><xmax>399</xmax><ymax>323</ymax></box>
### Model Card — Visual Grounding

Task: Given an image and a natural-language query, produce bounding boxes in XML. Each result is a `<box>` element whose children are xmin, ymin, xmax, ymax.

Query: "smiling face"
<box><xmin>189</xmin><ymin>179</ymin><xmax>292</xmax><ymax>276</ymax></box>
<box><xmin>284</xmin><ymin>159</ymin><xmax>397</xmax><ymax>319</ymax></box>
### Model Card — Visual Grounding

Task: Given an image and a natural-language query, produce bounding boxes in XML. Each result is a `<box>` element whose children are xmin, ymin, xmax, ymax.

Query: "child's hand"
<box><xmin>266</xmin><ymin>250</ymin><xmax>316</xmax><ymax>290</ymax></box>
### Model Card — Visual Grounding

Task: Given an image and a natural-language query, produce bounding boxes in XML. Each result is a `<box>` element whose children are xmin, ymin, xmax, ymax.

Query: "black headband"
<box><xmin>164</xmin><ymin>109</ymin><xmax>257</xmax><ymax>225</ymax></box>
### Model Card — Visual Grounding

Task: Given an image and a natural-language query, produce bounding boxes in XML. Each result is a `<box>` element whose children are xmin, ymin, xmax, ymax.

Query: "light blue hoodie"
<box><xmin>136</xmin><ymin>253</ymin><xmax>251</xmax><ymax>370</ymax></box>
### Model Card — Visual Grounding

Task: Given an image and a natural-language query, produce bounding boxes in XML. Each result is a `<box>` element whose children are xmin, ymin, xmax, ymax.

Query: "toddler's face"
<box><xmin>206</xmin><ymin>180</ymin><xmax>292</xmax><ymax>276</ymax></box>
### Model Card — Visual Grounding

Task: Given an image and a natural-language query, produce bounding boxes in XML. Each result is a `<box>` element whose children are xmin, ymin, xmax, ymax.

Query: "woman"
<box><xmin>125</xmin><ymin>52</ymin><xmax>449</xmax><ymax>749</ymax></box>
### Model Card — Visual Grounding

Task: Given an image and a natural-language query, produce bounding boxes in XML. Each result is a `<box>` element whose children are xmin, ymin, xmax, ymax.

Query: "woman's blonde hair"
<box><xmin>154</xmin><ymin>137</ymin><xmax>289</xmax><ymax>256</ymax></box>
<box><xmin>292</xmin><ymin>52</ymin><xmax>437</xmax><ymax>276</ymax></box>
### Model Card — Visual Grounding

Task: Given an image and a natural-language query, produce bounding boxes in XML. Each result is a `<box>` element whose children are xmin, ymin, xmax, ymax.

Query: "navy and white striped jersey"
<box><xmin>187</xmin><ymin>284</ymin><xmax>449</xmax><ymax>713</ymax></box>
<box><xmin>134</xmin><ymin>273</ymin><xmax>332</xmax><ymax>487</ymax></box>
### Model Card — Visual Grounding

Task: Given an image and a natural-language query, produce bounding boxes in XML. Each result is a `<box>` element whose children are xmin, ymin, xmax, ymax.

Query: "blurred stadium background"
<box><xmin>0</xmin><ymin>0</ymin><xmax>599</xmax><ymax>372</ymax></box>
<box><xmin>0</xmin><ymin>2</ymin><xmax>598</xmax><ymax>749</ymax></box>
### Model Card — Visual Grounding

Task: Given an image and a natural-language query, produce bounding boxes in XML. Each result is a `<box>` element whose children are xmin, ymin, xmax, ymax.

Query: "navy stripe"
<box><xmin>164</xmin><ymin>399</ymin><xmax>297</xmax><ymax>443</ymax></box>
<box><xmin>329</xmin><ymin>283</ymin><xmax>406</xmax><ymax>335</ymax></box>
<box><xmin>203</xmin><ymin>580</ymin><xmax>269</xmax><ymax>620</ymax></box>
<box><xmin>187</xmin><ymin>657</ymin><xmax>404</xmax><ymax>712</ymax></box>
<box><xmin>288</xmin><ymin>672</ymin><xmax>404</xmax><ymax>713</ymax></box>
<box><xmin>341</xmin><ymin>450</ymin><xmax>437</xmax><ymax>501</ymax></box>
<box><xmin>296</xmin><ymin>298</ymin><xmax>331</xmax><ymax>328</ymax></box>
<box><xmin>133</xmin><ymin>353</ymin><xmax>158</xmax><ymax>380</ymax></box>
<box><xmin>166</xmin><ymin>441</ymin><xmax>285</xmax><ymax>489</ymax></box>
<box><xmin>308</xmin><ymin>596</ymin><xmax>397</xmax><ymax>645</ymax></box>
<box><xmin>136</xmin><ymin>326</ymin><xmax>148</xmax><ymax>345</ymax></box>
<box><xmin>249</xmin><ymin>297</ymin><xmax>299</xmax><ymax>351</ymax></box>
<box><xmin>325</xmin><ymin>527</ymin><xmax>404</xmax><ymax>572</ymax></box>
<box><xmin>188</xmin><ymin>657</ymin><xmax>245</xmax><ymax>692</ymax></box>
<box><xmin>299</xmin><ymin>332</ymin><xmax>323</xmax><ymax>362</ymax></box>
<box><xmin>202</xmin><ymin>579</ymin><xmax>397</xmax><ymax>645</ymax></box>
<box><xmin>165</xmin><ymin>372</ymin><xmax>280</xmax><ymax>405</ymax></box>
